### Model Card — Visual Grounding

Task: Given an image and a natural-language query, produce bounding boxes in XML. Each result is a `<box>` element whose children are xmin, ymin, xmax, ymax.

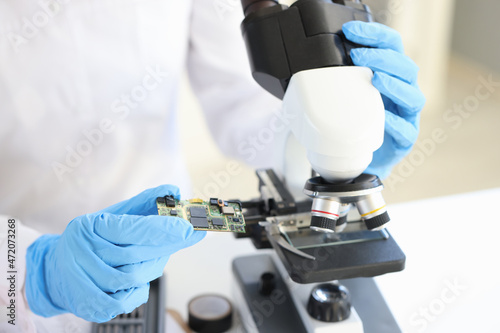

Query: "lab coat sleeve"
<box><xmin>187</xmin><ymin>0</ymin><xmax>284</xmax><ymax>168</ymax></box>
<box><xmin>0</xmin><ymin>215</ymin><xmax>40</xmax><ymax>332</ymax></box>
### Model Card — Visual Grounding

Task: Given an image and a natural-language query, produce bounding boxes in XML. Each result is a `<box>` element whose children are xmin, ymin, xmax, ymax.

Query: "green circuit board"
<box><xmin>156</xmin><ymin>196</ymin><xmax>246</xmax><ymax>233</ymax></box>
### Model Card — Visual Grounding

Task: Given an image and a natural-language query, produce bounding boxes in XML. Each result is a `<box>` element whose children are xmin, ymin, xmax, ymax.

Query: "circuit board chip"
<box><xmin>190</xmin><ymin>217</ymin><xmax>210</xmax><ymax>228</ymax></box>
<box><xmin>190</xmin><ymin>206</ymin><xmax>207</xmax><ymax>218</ymax></box>
<box><xmin>222</xmin><ymin>206</ymin><xmax>235</xmax><ymax>215</ymax></box>
<box><xmin>156</xmin><ymin>196</ymin><xmax>246</xmax><ymax>233</ymax></box>
<box><xmin>212</xmin><ymin>218</ymin><xmax>225</xmax><ymax>226</ymax></box>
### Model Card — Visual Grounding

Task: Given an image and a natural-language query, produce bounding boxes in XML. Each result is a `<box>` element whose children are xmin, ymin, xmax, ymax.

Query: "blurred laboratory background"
<box><xmin>179</xmin><ymin>0</ymin><xmax>500</xmax><ymax>204</ymax></box>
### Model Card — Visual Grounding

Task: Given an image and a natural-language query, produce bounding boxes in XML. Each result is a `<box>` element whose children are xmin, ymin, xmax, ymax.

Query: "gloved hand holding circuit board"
<box><xmin>25</xmin><ymin>185</ymin><xmax>206</xmax><ymax>323</ymax></box>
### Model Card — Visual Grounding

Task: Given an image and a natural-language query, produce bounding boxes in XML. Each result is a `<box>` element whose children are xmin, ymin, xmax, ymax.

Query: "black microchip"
<box><xmin>230</xmin><ymin>225</ymin><xmax>235</xmax><ymax>231</ymax></box>
<box><xmin>212</xmin><ymin>218</ymin><xmax>224</xmax><ymax>226</ymax></box>
<box><xmin>210</xmin><ymin>198</ymin><xmax>218</xmax><ymax>205</ymax></box>
<box><xmin>170</xmin><ymin>209</ymin><xmax>178</xmax><ymax>216</ymax></box>
<box><xmin>232</xmin><ymin>217</ymin><xmax>240</xmax><ymax>223</ymax></box>
<box><xmin>157</xmin><ymin>197</ymin><xmax>165</xmax><ymax>204</ymax></box>
<box><xmin>164</xmin><ymin>195</ymin><xmax>176</xmax><ymax>207</ymax></box>
<box><xmin>191</xmin><ymin>217</ymin><xmax>209</xmax><ymax>228</ymax></box>
<box><xmin>190</xmin><ymin>206</ymin><xmax>207</xmax><ymax>218</ymax></box>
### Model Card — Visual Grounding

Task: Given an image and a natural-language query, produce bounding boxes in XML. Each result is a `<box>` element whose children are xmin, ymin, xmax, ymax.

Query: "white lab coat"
<box><xmin>0</xmin><ymin>0</ymin><xmax>280</xmax><ymax>331</ymax></box>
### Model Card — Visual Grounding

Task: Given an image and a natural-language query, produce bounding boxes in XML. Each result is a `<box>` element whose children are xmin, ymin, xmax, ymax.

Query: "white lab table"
<box><xmin>165</xmin><ymin>188</ymin><xmax>500</xmax><ymax>333</ymax></box>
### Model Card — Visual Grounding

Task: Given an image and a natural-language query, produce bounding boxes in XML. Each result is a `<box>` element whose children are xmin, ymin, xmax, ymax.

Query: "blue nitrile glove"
<box><xmin>343</xmin><ymin>21</ymin><xmax>426</xmax><ymax>179</ymax></box>
<box><xmin>25</xmin><ymin>185</ymin><xmax>206</xmax><ymax>323</ymax></box>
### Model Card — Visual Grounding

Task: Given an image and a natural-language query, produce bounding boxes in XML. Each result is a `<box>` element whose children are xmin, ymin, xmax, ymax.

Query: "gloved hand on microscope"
<box><xmin>343</xmin><ymin>21</ymin><xmax>426</xmax><ymax>179</ymax></box>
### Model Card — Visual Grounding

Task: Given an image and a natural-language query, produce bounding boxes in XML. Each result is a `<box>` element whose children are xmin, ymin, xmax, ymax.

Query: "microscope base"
<box><xmin>232</xmin><ymin>253</ymin><xmax>401</xmax><ymax>333</ymax></box>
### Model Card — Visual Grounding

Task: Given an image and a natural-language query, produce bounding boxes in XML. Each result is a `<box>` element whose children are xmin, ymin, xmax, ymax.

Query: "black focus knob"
<box><xmin>307</xmin><ymin>283</ymin><xmax>351</xmax><ymax>322</ymax></box>
<box><xmin>259</xmin><ymin>272</ymin><xmax>276</xmax><ymax>296</ymax></box>
<box><xmin>310</xmin><ymin>216</ymin><xmax>337</xmax><ymax>233</ymax></box>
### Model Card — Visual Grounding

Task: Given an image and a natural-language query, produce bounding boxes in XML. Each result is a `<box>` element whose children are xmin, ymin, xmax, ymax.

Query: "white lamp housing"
<box><xmin>282</xmin><ymin>66</ymin><xmax>385</xmax><ymax>182</ymax></box>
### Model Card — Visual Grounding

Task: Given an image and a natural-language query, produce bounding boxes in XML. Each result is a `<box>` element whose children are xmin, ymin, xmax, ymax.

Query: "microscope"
<box><xmin>232</xmin><ymin>1</ymin><xmax>405</xmax><ymax>332</ymax></box>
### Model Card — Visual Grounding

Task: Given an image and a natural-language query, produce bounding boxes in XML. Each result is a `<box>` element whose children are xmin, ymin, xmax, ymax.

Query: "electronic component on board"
<box><xmin>156</xmin><ymin>196</ymin><xmax>246</xmax><ymax>233</ymax></box>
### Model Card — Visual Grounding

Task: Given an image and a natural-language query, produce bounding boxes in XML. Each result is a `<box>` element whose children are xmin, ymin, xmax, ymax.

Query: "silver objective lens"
<box><xmin>356</xmin><ymin>192</ymin><xmax>390</xmax><ymax>230</ymax></box>
<box><xmin>310</xmin><ymin>198</ymin><xmax>341</xmax><ymax>233</ymax></box>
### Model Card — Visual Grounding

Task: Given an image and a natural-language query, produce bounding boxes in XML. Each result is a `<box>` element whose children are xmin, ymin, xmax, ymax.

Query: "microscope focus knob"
<box><xmin>259</xmin><ymin>272</ymin><xmax>276</xmax><ymax>296</ymax></box>
<box><xmin>307</xmin><ymin>283</ymin><xmax>351</xmax><ymax>322</ymax></box>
